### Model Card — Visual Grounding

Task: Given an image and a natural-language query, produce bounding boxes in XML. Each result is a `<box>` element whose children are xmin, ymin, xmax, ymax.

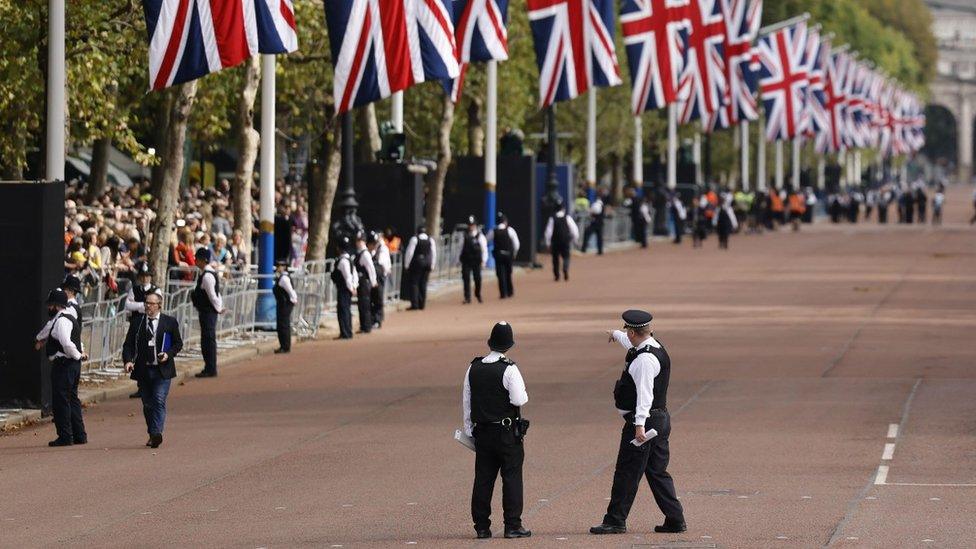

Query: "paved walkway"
<box><xmin>2</xmin><ymin>187</ymin><xmax>975</xmax><ymax>548</ymax></box>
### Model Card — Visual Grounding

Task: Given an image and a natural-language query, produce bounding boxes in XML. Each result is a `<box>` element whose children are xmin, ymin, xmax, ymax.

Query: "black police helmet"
<box><xmin>487</xmin><ymin>321</ymin><xmax>515</xmax><ymax>352</ymax></box>
<box><xmin>46</xmin><ymin>288</ymin><xmax>69</xmax><ymax>307</ymax></box>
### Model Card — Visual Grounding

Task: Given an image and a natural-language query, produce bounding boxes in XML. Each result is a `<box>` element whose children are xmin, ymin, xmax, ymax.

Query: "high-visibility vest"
<box><xmin>770</xmin><ymin>193</ymin><xmax>785</xmax><ymax>212</ymax></box>
<box><xmin>788</xmin><ymin>194</ymin><xmax>806</xmax><ymax>214</ymax></box>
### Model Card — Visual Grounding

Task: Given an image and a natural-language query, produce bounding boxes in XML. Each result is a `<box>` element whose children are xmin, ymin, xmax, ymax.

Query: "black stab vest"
<box><xmin>613</xmin><ymin>339</ymin><xmax>671</xmax><ymax>413</ymax></box>
<box><xmin>460</xmin><ymin>232</ymin><xmax>482</xmax><ymax>265</ymax></box>
<box><xmin>192</xmin><ymin>270</ymin><xmax>220</xmax><ymax>312</ymax></box>
<box><xmin>46</xmin><ymin>312</ymin><xmax>81</xmax><ymax>360</ymax></box>
<box><xmin>469</xmin><ymin>357</ymin><xmax>518</xmax><ymax>424</ymax></box>
<box><xmin>273</xmin><ymin>273</ymin><xmax>292</xmax><ymax>304</ymax></box>
<box><xmin>411</xmin><ymin>237</ymin><xmax>433</xmax><ymax>269</ymax></box>
<box><xmin>550</xmin><ymin>215</ymin><xmax>571</xmax><ymax>246</ymax></box>
<box><xmin>493</xmin><ymin>227</ymin><xmax>513</xmax><ymax>257</ymax></box>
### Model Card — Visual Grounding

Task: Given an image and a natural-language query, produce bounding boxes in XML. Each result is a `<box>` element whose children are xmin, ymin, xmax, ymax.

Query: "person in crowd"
<box><xmin>670</xmin><ymin>194</ymin><xmax>687</xmax><ymax>245</ymax></box>
<box><xmin>122</xmin><ymin>290</ymin><xmax>182</xmax><ymax>448</ymax></box>
<box><xmin>768</xmin><ymin>189</ymin><xmax>784</xmax><ymax>228</ymax></box>
<box><xmin>404</xmin><ymin>225</ymin><xmax>436</xmax><ymax>310</ymax></box>
<box><xmin>330</xmin><ymin>236</ymin><xmax>357</xmax><ymax>340</ymax></box>
<box><xmin>273</xmin><ymin>259</ymin><xmax>298</xmax><ymax>353</ymax></box>
<box><xmin>211</xmin><ymin>233</ymin><xmax>232</xmax><ymax>267</ymax></box>
<box><xmin>229</xmin><ymin>230</ymin><xmax>249</xmax><ymax>268</ymax></box>
<box><xmin>878</xmin><ymin>186</ymin><xmax>893</xmax><ymax>224</ymax></box>
<box><xmin>191</xmin><ymin>248</ymin><xmax>223</xmax><ymax>378</ymax></box>
<box><xmin>787</xmin><ymin>188</ymin><xmax>807</xmax><ymax>232</ymax></box>
<box><xmin>544</xmin><ymin>204</ymin><xmax>579</xmax><ymax>282</ymax></box>
<box><xmin>65</xmin><ymin>236</ymin><xmax>87</xmax><ymax>274</ymax></box>
<box><xmin>367</xmin><ymin>231</ymin><xmax>392</xmax><ymax>329</ymax></box>
<box><xmin>354</xmin><ymin>231</ymin><xmax>377</xmax><ymax>333</ymax></box>
<box><xmin>864</xmin><ymin>188</ymin><xmax>877</xmax><ymax>221</ymax></box>
<box><xmin>211</xmin><ymin>206</ymin><xmax>233</xmax><ymax>238</ymax></box>
<box><xmin>37</xmin><ymin>289</ymin><xmax>88</xmax><ymax>447</ymax></box>
<box><xmin>915</xmin><ymin>186</ymin><xmax>928</xmax><ymax>224</ymax></box>
<box><xmin>932</xmin><ymin>188</ymin><xmax>945</xmax><ymax>226</ymax></box>
<box><xmin>627</xmin><ymin>189</ymin><xmax>649</xmax><ymax>249</ymax></box>
<box><xmin>459</xmin><ymin>216</ymin><xmax>488</xmax><ymax>302</ymax></box>
<box><xmin>714</xmin><ymin>193</ymin><xmax>738</xmax><ymax>250</ymax></box>
<box><xmin>383</xmin><ymin>227</ymin><xmax>402</xmax><ymax>254</ymax></box>
<box><xmin>488</xmin><ymin>212</ymin><xmax>520</xmax><ymax>299</ymax></box>
<box><xmin>803</xmin><ymin>187</ymin><xmax>817</xmax><ymax>224</ymax></box>
<box><xmin>582</xmin><ymin>191</ymin><xmax>606</xmax><ymax>255</ymax></box>
<box><xmin>462</xmin><ymin>321</ymin><xmax>531</xmax><ymax>539</ymax></box>
<box><xmin>692</xmin><ymin>194</ymin><xmax>710</xmax><ymax>248</ymax></box>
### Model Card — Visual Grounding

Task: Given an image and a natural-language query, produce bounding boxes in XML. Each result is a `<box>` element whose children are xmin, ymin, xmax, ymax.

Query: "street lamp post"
<box><xmin>542</xmin><ymin>106</ymin><xmax>563</xmax><ymax>217</ymax></box>
<box><xmin>332</xmin><ymin>112</ymin><xmax>363</xmax><ymax>250</ymax></box>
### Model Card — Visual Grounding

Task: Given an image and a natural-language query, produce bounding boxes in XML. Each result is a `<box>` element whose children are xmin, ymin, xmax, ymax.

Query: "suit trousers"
<box><xmin>276</xmin><ymin>300</ymin><xmax>294</xmax><ymax>350</ymax></box>
<box><xmin>461</xmin><ymin>262</ymin><xmax>482</xmax><ymax>301</ymax></box>
<box><xmin>50</xmin><ymin>359</ymin><xmax>86</xmax><ymax>442</ymax></box>
<box><xmin>603</xmin><ymin>410</ymin><xmax>684</xmax><ymax>527</ymax></box>
<box><xmin>471</xmin><ymin>424</ymin><xmax>524</xmax><ymax>531</ymax></box>
<box><xmin>550</xmin><ymin>244</ymin><xmax>570</xmax><ymax>279</ymax></box>
<box><xmin>357</xmin><ymin>278</ymin><xmax>372</xmax><ymax>332</ymax></box>
<box><xmin>409</xmin><ymin>268</ymin><xmax>430</xmax><ymax>309</ymax></box>
<box><xmin>336</xmin><ymin>285</ymin><xmax>353</xmax><ymax>338</ymax></box>
<box><xmin>583</xmin><ymin>221</ymin><xmax>604</xmax><ymax>254</ymax></box>
<box><xmin>198</xmin><ymin>309</ymin><xmax>218</xmax><ymax>374</ymax></box>
<box><xmin>494</xmin><ymin>257</ymin><xmax>514</xmax><ymax>298</ymax></box>
<box><xmin>371</xmin><ymin>272</ymin><xmax>386</xmax><ymax>324</ymax></box>
<box><xmin>138</xmin><ymin>366</ymin><xmax>172</xmax><ymax>435</ymax></box>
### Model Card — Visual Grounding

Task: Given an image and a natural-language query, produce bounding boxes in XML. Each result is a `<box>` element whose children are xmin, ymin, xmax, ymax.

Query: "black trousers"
<box><xmin>634</xmin><ymin>221</ymin><xmax>648</xmax><ymax>247</ymax></box>
<box><xmin>409</xmin><ymin>268</ymin><xmax>430</xmax><ymax>309</ymax></box>
<box><xmin>336</xmin><ymin>285</ymin><xmax>353</xmax><ymax>338</ymax></box>
<box><xmin>551</xmin><ymin>243</ymin><xmax>570</xmax><ymax>280</ymax></box>
<box><xmin>718</xmin><ymin>230</ymin><xmax>730</xmax><ymax>249</ymax></box>
<box><xmin>198</xmin><ymin>309</ymin><xmax>218</xmax><ymax>374</ymax></box>
<box><xmin>672</xmin><ymin>219</ymin><xmax>684</xmax><ymax>244</ymax></box>
<box><xmin>494</xmin><ymin>257</ymin><xmax>514</xmax><ymax>298</ymax></box>
<box><xmin>371</xmin><ymin>273</ymin><xmax>386</xmax><ymax>325</ymax></box>
<box><xmin>604</xmin><ymin>411</ymin><xmax>683</xmax><ymax>527</ymax></box>
<box><xmin>357</xmin><ymin>279</ymin><xmax>372</xmax><ymax>332</ymax></box>
<box><xmin>472</xmin><ymin>424</ymin><xmax>524</xmax><ymax>531</ymax></box>
<box><xmin>461</xmin><ymin>262</ymin><xmax>482</xmax><ymax>301</ymax></box>
<box><xmin>276</xmin><ymin>300</ymin><xmax>294</xmax><ymax>350</ymax></box>
<box><xmin>50</xmin><ymin>358</ymin><xmax>86</xmax><ymax>442</ymax></box>
<box><xmin>583</xmin><ymin>221</ymin><xmax>604</xmax><ymax>254</ymax></box>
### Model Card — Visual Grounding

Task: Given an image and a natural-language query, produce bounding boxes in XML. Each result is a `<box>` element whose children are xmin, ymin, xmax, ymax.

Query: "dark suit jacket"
<box><xmin>122</xmin><ymin>314</ymin><xmax>183</xmax><ymax>381</ymax></box>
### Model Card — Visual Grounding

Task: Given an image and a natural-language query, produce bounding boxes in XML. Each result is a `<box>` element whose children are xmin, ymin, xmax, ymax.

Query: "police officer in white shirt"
<box><xmin>487</xmin><ymin>212</ymin><xmax>520</xmax><ymax>299</ymax></box>
<box><xmin>459</xmin><ymin>215</ymin><xmax>488</xmax><ymax>303</ymax></box>
<box><xmin>543</xmin><ymin>205</ymin><xmax>579</xmax><ymax>281</ymax></box>
<box><xmin>191</xmin><ymin>248</ymin><xmax>224</xmax><ymax>378</ymax></box>
<box><xmin>582</xmin><ymin>193</ymin><xmax>606</xmax><ymax>254</ymax></box>
<box><xmin>404</xmin><ymin>226</ymin><xmax>436</xmax><ymax>310</ymax></box>
<box><xmin>38</xmin><ymin>289</ymin><xmax>88</xmax><ymax>446</ymax></box>
<box><xmin>354</xmin><ymin>231</ymin><xmax>378</xmax><ymax>333</ymax></box>
<box><xmin>462</xmin><ymin>321</ymin><xmax>531</xmax><ymax>539</ymax></box>
<box><xmin>330</xmin><ymin>236</ymin><xmax>358</xmax><ymax>340</ymax></box>
<box><xmin>367</xmin><ymin>231</ymin><xmax>391</xmax><ymax>328</ymax></box>
<box><xmin>273</xmin><ymin>259</ymin><xmax>299</xmax><ymax>353</ymax></box>
<box><xmin>591</xmin><ymin>310</ymin><xmax>686</xmax><ymax>535</ymax></box>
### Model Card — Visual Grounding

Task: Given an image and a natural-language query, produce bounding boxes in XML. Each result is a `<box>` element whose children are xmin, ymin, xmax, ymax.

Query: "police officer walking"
<box><xmin>354</xmin><ymin>231</ymin><xmax>377</xmax><ymax>333</ymax></box>
<box><xmin>582</xmin><ymin>191</ymin><xmax>606</xmax><ymax>254</ymax></box>
<box><xmin>488</xmin><ymin>213</ymin><xmax>519</xmax><ymax>299</ymax></box>
<box><xmin>191</xmin><ymin>248</ymin><xmax>223</xmax><ymax>378</ymax></box>
<box><xmin>631</xmin><ymin>194</ymin><xmax>652</xmax><ymax>248</ymax></box>
<box><xmin>367</xmin><ymin>231</ymin><xmax>391</xmax><ymax>329</ymax></box>
<box><xmin>124</xmin><ymin>262</ymin><xmax>157</xmax><ymax>398</ymax></box>
<box><xmin>331</xmin><ymin>236</ymin><xmax>358</xmax><ymax>340</ymax></box>
<box><xmin>590</xmin><ymin>310</ymin><xmax>686</xmax><ymax>535</ymax></box>
<box><xmin>543</xmin><ymin>205</ymin><xmax>579</xmax><ymax>281</ymax></box>
<box><xmin>273</xmin><ymin>259</ymin><xmax>298</xmax><ymax>353</ymax></box>
<box><xmin>459</xmin><ymin>216</ymin><xmax>487</xmax><ymax>304</ymax></box>
<box><xmin>462</xmin><ymin>321</ymin><xmax>531</xmax><ymax>539</ymax></box>
<box><xmin>38</xmin><ymin>289</ymin><xmax>88</xmax><ymax>446</ymax></box>
<box><xmin>404</xmin><ymin>225</ymin><xmax>436</xmax><ymax>310</ymax></box>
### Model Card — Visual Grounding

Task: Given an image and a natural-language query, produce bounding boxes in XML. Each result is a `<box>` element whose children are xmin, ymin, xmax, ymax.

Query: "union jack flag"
<box><xmin>704</xmin><ymin>0</ymin><xmax>762</xmax><ymax>131</ymax></box>
<box><xmin>676</xmin><ymin>0</ymin><xmax>729</xmax><ymax>126</ymax></box>
<box><xmin>143</xmin><ymin>0</ymin><xmax>298</xmax><ymax>91</ymax></box>
<box><xmin>814</xmin><ymin>47</ymin><xmax>846</xmax><ymax>154</ymax></box>
<box><xmin>843</xmin><ymin>59</ymin><xmax>869</xmax><ymax>149</ymax></box>
<box><xmin>527</xmin><ymin>0</ymin><xmax>622</xmax><ymax>108</ymax></box>
<box><xmin>757</xmin><ymin>21</ymin><xmax>809</xmax><ymax>141</ymax></box>
<box><xmin>443</xmin><ymin>0</ymin><xmax>510</xmax><ymax>102</ymax></box>
<box><xmin>620</xmin><ymin>0</ymin><xmax>690</xmax><ymax>115</ymax></box>
<box><xmin>325</xmin><ymin>0</ymin><xmax>461</xmax><ymax>114</ymax></box>
<box><xmin>800</xmin><ymin>27</ymin><xmax>824</xmax><ymax>139</ymax></box>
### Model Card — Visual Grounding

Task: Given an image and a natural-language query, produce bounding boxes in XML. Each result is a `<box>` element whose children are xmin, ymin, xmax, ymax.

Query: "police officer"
<box><xmin>367</xmin><ymin>231</ymin><xmax>391</xmax><ymax>329</ymax></box>
<box><xmin>404</xmin><ymin>225</ymin><xmax>436</xmax><ymax>310</ymax></box>
<box><xmin>632</xmin><ymin>194</ymin><xmax>652</xmax><ymax>248</ymax></box>
<box><xmin>38</xmin><ymin>289</ymin><xmax>88</xmax><ymax>446</ymax></box>
<box><xmin>354</xmin><ymin>231</ymin><xmax>377</xmax><ymax>333</ymax></box>
<box><xmin>543</xmin><ymin>204</ymin><xmax>579</xmax><ymax>282</ymax></box>
<box><xmin>670</xmin><ymin>194</ymin><xmax>687</xmax><ymax>245</ymax></box>
<box><xmin>459</xmin><ymin>216</ymin><xmax>487</xmax><ymax>304</ymax></box>
<box><xmin>191</xmin><ymin>248</ymin><xmax>223</xmax><ymax>378</ymax></box>
<box><xmin>125</xmin><ymin>261</ymin><xmax>157</xmax><ymax>398</ymax></box>
<box><xmin>34</xmin><ymin>275</ymin><xmax>84</xmax><ymax>346</ymax></box>
<box><xmin>582</xmin><ymin>191</ymin><xmax>606</xmax><ymax>254</ymax></box>
<box><xmin>273</xmin><ymin>259</ymin><xmax>298</xmax><ymax>353</ymax></box>
<box><xmin>488</xmin><ymin>212</ymin><xmax>519</xmax><ymax>299</ymax></box>
<box><xmin>462</xmin><ymin>321</ymin><xmax>531</xmax><ymax>539</ymax></box>
<box><xmin>331</xmin><ymin>236</ymin><xmax>358</xmax><ymax>340</ymax></box>
<box><xmin>590</xmin><ymin>310</ymin><xmax>686</xmax><ymax>535</ymax></box>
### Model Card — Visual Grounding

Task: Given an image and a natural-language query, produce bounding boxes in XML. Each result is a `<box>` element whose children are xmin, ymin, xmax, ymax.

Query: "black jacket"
<box><xmin>122</xmin><ymin>314</ymin><xmax>184</xmax><ymax>381</ymax></box>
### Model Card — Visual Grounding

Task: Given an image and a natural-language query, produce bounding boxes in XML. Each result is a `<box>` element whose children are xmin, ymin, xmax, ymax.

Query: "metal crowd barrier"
<box><xmin>574</xmin><ymin>210</ymin><xmax>635</xmax><ymax>250</ymax></box>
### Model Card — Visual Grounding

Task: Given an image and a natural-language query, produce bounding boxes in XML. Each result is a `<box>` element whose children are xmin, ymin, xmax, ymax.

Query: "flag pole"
<box><xmin>484</xmin><ymin>60</ymin><xmax>498</xmax><ymax>265</ymax></box>
<box><xmin>817</xmin><ymin>156</ymin><xmax>825</xmax><ymax>190</ymax></box>
<box><xmin>757</xmin><ymin>117</ymin><xmax>767</xmax><ymax>191</ymax></box>
<box><xmin>633</xmin><ymin>115</ymin><xmax>643</xmax><ymax>188</ymax></box>
<box><xmin>791</xmin><ymin>138</ymin><xmax>801</xmax><ymax>189</ymax></box>
<box><xmin>775</xmin><ymin>140</ymin><xmax>784</xmax><ymax>189</ymax></box>
<box><xmin>392</xmin><ymin>91</ymin><xmax>404</xmax><ymax>132</ymax></box>
<box><xmin>586</xmin><ymin>87</ymin><xmax>597</xmax><ymax>200</ymax></box>
<box><xmin>667</xmin><ymin>104</ymin><xmax>677</xmax><ymax>189</ymax></box>
<box><xmin>740</xmin><ymin>121</ymin><xmax>750</xmax><ymax>191</ymax></box>
<box><xmin>853</xmin><ymin>150</ymin><xmax>862</xmax><ymax>187</ymax></box>
<box><xmin>758</xmin><ymin>13</ymin><xmax>811</xmax><ymax>37</ymax></box>
<box><xmin>257</xmin><ymin>54</ymin><xmax>277</xmax><ymax>325</ymax></box>
<box><xmin>693</xmin><ymin>133</ymin><xmax>702</xmax><ymax>185</ymax></box>
<box><xmin>838</xmin><ymin>149</ymin><xmax>848</xmax><ymax>188</ymax></box>
<box><xmin>46</xmin><ymin>0</ymin><xmax>65</xmax><ymax>182</ymax></box>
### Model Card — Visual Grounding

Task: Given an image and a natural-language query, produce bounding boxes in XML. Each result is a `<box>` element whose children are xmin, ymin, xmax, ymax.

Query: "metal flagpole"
<box><xmin>817</xmin><ymin>156</ymin><xmax>825</xmax><ymax>190</ymax></box>
<box><xmin>775</xmin><ymin>140</ymin><xmax>784</xmax><ymax>189</ymax></box>
<box><xmin>838</xmin><ymin>149</ymin><xmax>847</xmax><ymax>188</ymax></box>
<box><xmin>693</xmin><ymin>133</ymin><xmax>702</xmax><ymax>185</ymax></box>
<box><xmin>667</xmin><ymin>104</ymin><xmax>677</xmax><ymax>189</ymax></box>
<box><xmin>586</xmin><ymin>88</ymin><xmax>597</xmax><ymax>200</ymax></box>
<box><xmin>484</xmin><ymin>60</ymin><xmax>498</xmax><ymax>267</ymax></box>
<box><xmin>758</xmin><ymin>13</ymin><xmax>811</xmax><ymax>37</ymax></box>
<box><xmin>633</xmin><ymin>116</ymin><xmax>644</xmax><ymax>187</ymax></box>
<box><xmin>757</xmin><ymin>118</ymin><xmax>767</xmax><ymax>191</ymax></box>
<box><xmin>740</xmin><ymin>121</ymin><xmax>750</xmax><ymax>191</ymax></box>
<box><xmin>392</xmin><ymin>91</ymin><xmax>404</xmax><ymax>132</ymax></box>
<box><xmin>853</xmin><ymin>150</ymin><xmax>862</xmax><ymax>187</ymax></box>
<box><xmin>791</xmin><ymin>138</ymin><xmax>801</xmax><ymax>189</ymax></box>
<box><xmin>257</xmin><ymin>54</ymin><xmax>277</xmax><ymax>324</ymax></box>
<box><xmin>46</xmin><ymin>0</ymin><xmax>65</xmax><ymax>182</ymax></box>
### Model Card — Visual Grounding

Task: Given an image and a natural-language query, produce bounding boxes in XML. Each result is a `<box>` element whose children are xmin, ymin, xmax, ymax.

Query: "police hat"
<box><xmin>496</xmin><ymin>211</ymin><xmax>507</xmax><ymax>223</ymax></box>
<box><xmin>275</xmin><ymin>259</ymin><xmax>289</xmax><ymax>267</ymax></box>
<box><xmin>194</xmin><ymin>247</ymin><xmax>212</xmax><ymax>263</ymax></box>
<box><xmin>487</xmin><ymin>321</ymin><xmax>515</xmax><ymax>352</ymax></box>
<box><xmin>46</xmin><ymin>288</ymin><xmax>68</xmax><ymax>307</ymax></box>
<box><xmin>467</xmin><ymin>215</ymin><xmax>477</xmax><ymax>226</ymax></box>
<box><xmin>135</xmin><ymin>261</ymin><xmax>152</xmax><ymax>277</ymax></box>
<box><xmin>61</xmin><ymin>275</ymin><xmax>82</xmax><ymax>293</ymax></box>
<box><xmin>366</xmin><ymin>231</ymin><xmax>379</xmax><ymax>245</ymax></box>
<box><xmin>355</xmin><ymin>230</ymin><xmax>366</xmax><ymax>242</ymax></box>
<box><xmin>337</xmin><ymin>235</ymin><xmax>352</xmax><ymax>252</ymax></box>
<box><xmin>622</xmin><ymin>309</ymin><xmax>653</xmax><ymax>329</ymax></box>
<box><xmin>417</xmin><ymin>224</ymin><xmax>427</xmax><ymax>234</ymax></box>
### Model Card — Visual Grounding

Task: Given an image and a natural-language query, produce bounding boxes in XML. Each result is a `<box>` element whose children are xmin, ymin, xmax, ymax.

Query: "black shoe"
<box><xmin>48</xmin><ymin>439</ymin><xmax>73</xmax><ymax>447</ymax></box>
<box><xmin>563</xmin><ymin>272</ymin><xmax>569</xmax><ymax>281</ymax></box>
<box><xmin>654</xmin><ymin>520</ymin><xmax>687</xmax><ymax>533</ymax></box>
<box><xmin>274</xmin><ymin>348</ymin><xmax>290</xmax><ymax>354</ymax></box>
<box><xmin>504</xmin><ymin>527</ymin><xmax>531</xmax><ymax>539</ymax></box>
<box><xmin>475</xmin><ymin>530</ymin><xmax>492</xmax><ymax>539</ymax></box>
<box><xmin>554</xmin><ymin>275</ymin><xmax>560</xmax><ymax>281</ymax></box>
<box><xmin>589</xmin><ymin>524</ymin><xmax>626</xmax><ymax>535</ymax></box>
<box><xmin>463</xmin><ymin>298</ymin><xmax>471</xmax><ymax>304</ymax></box>
<box><xmin>476</xmin><ymin>296</ymin><xmax>482</xmax><ymax>303</ymax></box>
<box><xmin>194</xmin><ymin>371</ymin><xmax>217</xmax><ymax>378</ymax></box>
<box><xmin>406</xmin><ymin>306</ymin><xmax>419</xmax><ymax>310</ymax></box>
<box><xmin>373</xmin><ymin>321</ymin><xmax>382</xmax><ymax>329</ymax></box>
<box><xmin>333</xmin><ymin>335</ymin><xmax>352</xmax><ymax>340</ymax></box>
<box><xmin>73</xmin><ymin>437</ymin><xmax>87</xmax><ymax>445</ymax></box>
<box><xmin>129</xmin><ymin>390</ymin><xmax>142</xmax><ymax>399</ymax></box>
<box><xmin>146</xmin><ymin>438</ymin><xmax>152</xmax><ymax>447</ymax></box>
<box><xmin>149</xmin><ymin>433</ymin><xmax>163</xmax><ymax>449</ymax></box>
<box><xmin>356</xmin><ymin>329</ymin><xmax>371</xmax><ymax>334</ymax></box>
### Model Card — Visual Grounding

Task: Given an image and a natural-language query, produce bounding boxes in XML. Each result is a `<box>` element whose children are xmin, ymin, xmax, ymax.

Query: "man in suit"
<box><xmin>123</xmin><ymin>290</ymin><xmax>183</xmax><ymax>448</ymax></box>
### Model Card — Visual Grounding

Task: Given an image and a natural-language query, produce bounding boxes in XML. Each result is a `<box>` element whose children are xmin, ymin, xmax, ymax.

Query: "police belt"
<box><xmin>479</xmin><ymin>417</ymin><xmax>517</xmax><ymax>427</ymax></box>
<box><xmin>623</xmin><ymin>409</ymin><xmax>667</xmax><ymax>421</ymax></box>
<box><xmin>48</xmin><ymin>355</ymin><xmax>79</xmax><ymax>365</ymax></box>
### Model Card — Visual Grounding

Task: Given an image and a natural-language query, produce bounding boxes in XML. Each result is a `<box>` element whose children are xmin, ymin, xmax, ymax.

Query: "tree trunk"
<box><xmin>467</xmin><ymin>97</ymin><xmax>484</xmax><ymax>157</ymax></box>
<box><xmin>426</xmin><ymin>95</ymin><xmax>455</xmax><ymax>239</ymax></box>
<box><xmin>148</xmin><ymin>81</ymin><xmax>197</xmax><ymax>282</ymax></box>
<box><xmin>86</xmin><ymin>137</ymin><xmax>111</xmax><ymax>200</ymax></box>
<box><xmin>610</xmin><ymin>152</ymin><xmax>624</xmax><ymax>205</ymax></box>
<box><xmin>355</xmin><ymin>103</ymin><xmax>382</xmax><ymax>163</ymax></box>
<box><xmin>150</xmin><ymin>93</ymin><xmax>173</xmax><ymax>197</ymax></box>
<box><xmin>307</xmin><ymin>114</ymin><xmax>342</xmax><ymax>261</ymax></box>
<box><xmin>232</xmin><ymin>56</ymin><xmax>260</xmax><ymax>259</ymax></box>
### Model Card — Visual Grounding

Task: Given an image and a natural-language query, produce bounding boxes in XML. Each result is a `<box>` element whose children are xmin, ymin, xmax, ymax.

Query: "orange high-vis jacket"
<box><xmin>769</xmin><ymin>193</ymin><xmax>785</xmax><ymax>212</ymax></box>
<box><xmin>788</xmin><ymin>194</ymin><xmax>806</xmax><ymax>214</ymax></box>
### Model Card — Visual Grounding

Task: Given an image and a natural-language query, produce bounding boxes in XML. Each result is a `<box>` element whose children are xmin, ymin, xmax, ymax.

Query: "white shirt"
<box><xmin>611</xmin><ymin>330</ymin><xmax>662</xmax><ymax>426</ymax></box>
<box><xmin>934</xmin><ymin>193</ymin><xmax>945</xmax><ymax>207</ymax></box>
<box><xmin>48</xmin><ymin>311</ymin><xmax>82</xmax><ymax>361</ymax></box>
<box><xmin>465</xmin><ymin>229</ymin><xmax>489</xmax><ymax>266</ymax></box>
<box><xmin>125</xmin><ymin>284</ymin><xmax>155</xmax><ymax>314</ymax></box>
<box><xmin>461</xmin><ymin>351</ymin><xmax>529</xmax><ymax>437</ymax></box>
<box><xmin>336</xmin><ymin>253</ymin><xmax>358</xmax><ymax>293</ymax></box>
<box><xmin>36</xmin><ymin>303</ymin><xmax>77</xmax><ymax>342</ymax></box>
<box><xmin>145</xmin><ymin>314</ymin><xmax>160</xmax><ymax>364</ymax></box>
<box><xmin>671</xmin><ymin>199</ymin><xmax>686</xmax><ymax>221</ymax></box>
<box><xmin>277</xmin><ymin>273</ymin><xmax>299</xmax><ymax>304</ymax></box>
<box><xmin>372</xmin><ymin>241</ymin><xmax>392</xmax><ymax>277</ymax></box>
<box><xmin>404</xmin><ymin>234</ymin><xmax>437</xmax><ymax>268</ymax></box>
<box><xmin>640</xmin><ymin>201</ymin><xmax>653</xmax><ymax>223</ymax></box>
<box><xmin>356</xmin><ymin>245</ymin><xmax>378</xmax><ymax>287</ymax></box>
<box><xmin>488</xmin><ymin>224</ymin><xmax>521</xmax><ymax>257</ymax></box>
<box><xmin>589</xmin><ymin>198</ymin><xmax>604</xmax><ymax>216</ymax></box>
<box><xmin>544</xmin><ymin>211</ymin><xmax>580</xmax><ymax>247</ymax></box>
<box><xmin>199</xmin><ymin>266</ymin><xmax>223</xmax><ymax>311</ymax></box>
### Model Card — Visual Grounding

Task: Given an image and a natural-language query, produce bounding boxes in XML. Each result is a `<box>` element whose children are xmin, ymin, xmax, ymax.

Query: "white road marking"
<box><xmin>275</xmin><ymin>506</ymin><xmax>286</xmax><ymax>510</ymax></box>
<box><xmin>885</xmin><ymin>482</ymin><xmax>976</xmax><ymax>487</ymax></box>
<box><xmin>556</xmin><ymin>537</ymin><xmax>567</xmax><ymax>540</ymax></box>
<box><xmin>701</xmin><ymin>535</ymin><xmax>712</xmax><ymax>539</ymax></box>
<box><xmin>331</xmin><ymin>545</ymin><xmax>343</xmax><ymax>548</ymax></box>
<box><xmin>801</xmin><ymin>495</ymin><xmax>812</xmax><ymax>499</ymax></box>
<box><xmin>737</xmin><ymin>495</ymin><xmax>749</xmax><ymax>499</ymax></box>
<box><xmin>538</xmin><ymin>498</ymin><xmax>549</xmax><ymax>502</ymax></box>
<box><xmin>922</xmin><ymin>539</ymin><xmax>934</xmax><ymax>543</ymax></box>
<box><xmin>865</xmin><ymin>496</ymin><xmax>877</xmax><ymax>500</ymax></box>
<box><xmin>846</xmin><ymin>536</ymin><xmax>859</xmax><ymax>541</ymax></box>
<box><xmin>874</xmin><ymin>465</ymin><xmax>889</xmax><ymax>485</ymax></box>
<box><xmin>341</xmin><ymin>504</ymin><xmax>353</xmax><ymax>508</ymax></box>
<box><xmin>929</xmin><ymin>497</ymin><xmax>941</xmax><ymax>501</ymax></box>
<box><xmin>882</xmin><ymin>443</ymin><xmax>896</xmax><ymax>460</ymax></box>
<box><xmin>887</xmin><ymin>424</ymin><xmax>898</xmax><ymax>438</ymax></box>
<box><xmin>72</xmin><ymin>515</ymin><xmax>83</xmax><ymax>518</ymax></box>
<box><xmin>406</xmin><ymin>542</ymin><xmax>417</xmax><ymax>545</ymax></box>
<box><xmin>776</xmin><ymin>535</ymin><xmax>788</xmax><ymax>540</ymax></box>
<box><xmin>406</xmin><ymin>502</ymin><xmax>417</xmax><ymax>506</ymax></box>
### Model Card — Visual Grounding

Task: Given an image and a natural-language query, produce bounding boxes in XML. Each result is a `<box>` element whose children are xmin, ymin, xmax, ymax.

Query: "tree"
<box><xmin>427</xmin><ymin>94</ymin><xmax>456</xmax><ymax>239</ymax></box>
<box><xmin>232</xmin><ymin>56</ymin><xmax>261</xmax><ymax>258</ymax></box>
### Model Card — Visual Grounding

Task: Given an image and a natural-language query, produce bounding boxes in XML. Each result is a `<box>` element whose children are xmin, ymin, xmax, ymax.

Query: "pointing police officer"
<box><xmin>331</xmin><ymin>236</ymin><xmax>358</xmax><ymax>340</ymax></box>
<box><xmin>462</xmin><ymin>321</ymin><xmax>531</xmax><ymax>539</ymax></box>
<box><xmin>404</xmin><ymin>225</ymin><xmax>436</xmax><ymax>310</ymax></box>
<box><xmin>488</xmin><ymin>212</ymin><xmax>519</xmax><ymax>299</ymax></box>
<box><xmin>459</xmin><ymin>215</ymin><xmax>487</xmax><ymax>304</ymax></box>
<box><xmin>273</xmin><ymin>259</ymin><xmax>298</xmax><ymax>353</ymax></box>
<box><xmin>590</xmin><ymin>309</ymin><xmax>686</xmax><ymax>536</ymax></box>
<box><xmin>37</xmin><ymin>289</ymin><xmax>88</xmax><ymax>446</ymax></box>
<box><xmin>367</xmin><ymin>231</ymin><xmax>391</xmax><ymax>329</ymax></box>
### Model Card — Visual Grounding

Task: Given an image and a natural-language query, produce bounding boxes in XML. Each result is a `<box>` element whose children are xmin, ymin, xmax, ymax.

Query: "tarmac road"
<box><xmin>2</xmin><ymin>187</ymin><xmax>975</xmax><ymax>548</ymax></box>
